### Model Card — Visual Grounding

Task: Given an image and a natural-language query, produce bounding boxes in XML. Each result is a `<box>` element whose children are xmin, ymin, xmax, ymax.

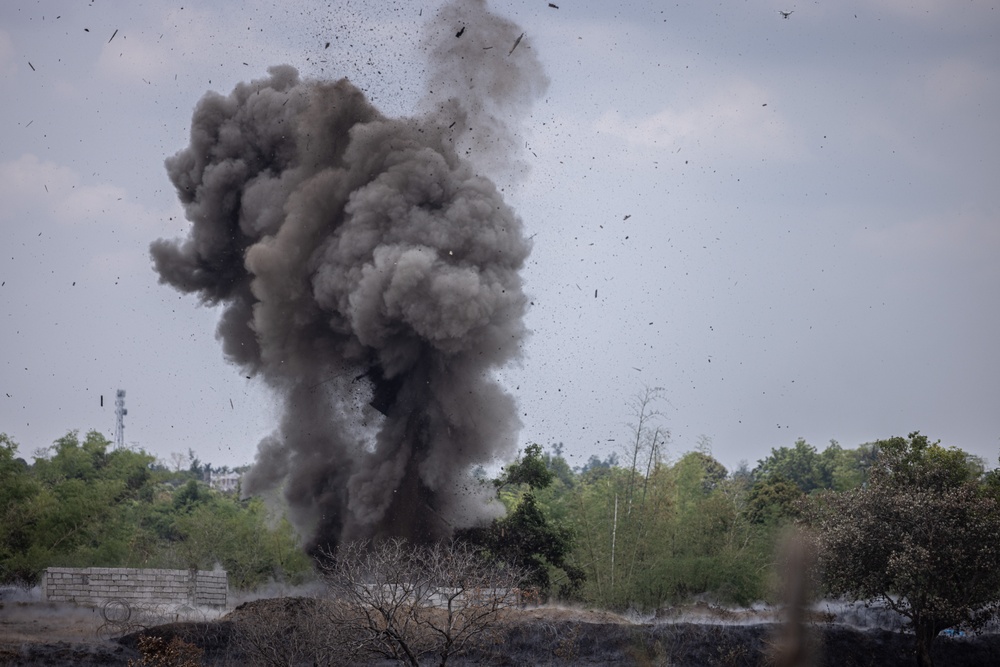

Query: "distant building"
<box><xmin>208</xmin><ymin>471</ymin><xmax>241</xmax><ymax>493</ymax></box>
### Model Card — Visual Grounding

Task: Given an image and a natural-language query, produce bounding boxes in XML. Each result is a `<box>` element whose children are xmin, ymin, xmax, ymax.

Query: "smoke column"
<box><xmin>151</xmin><ymin>0</ymin><xmax>547</xmax><ymax>551</ymax></box>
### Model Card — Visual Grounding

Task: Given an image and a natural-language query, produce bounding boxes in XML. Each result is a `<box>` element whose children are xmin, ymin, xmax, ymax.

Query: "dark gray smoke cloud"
<box><xmin>151</xmin><ymin>0</ymin><xmax>546</xmax><ymax>551</ymax></box>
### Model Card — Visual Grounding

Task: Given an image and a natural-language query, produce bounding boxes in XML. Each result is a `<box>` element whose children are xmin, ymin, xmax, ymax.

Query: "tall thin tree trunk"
<box><xmin>624</xmin><ymin>430</ymin><xmax>662</xmax><ymax>592</ymax></box>
<box><xmin>914</xmin><ymin>620</ymin><xmax>937</xmax><ymax>667</ymax></box>
<box><xmin>610</xmin><ymin>492</ymin><xmax>618</xmax><ymax>595</ymax></box>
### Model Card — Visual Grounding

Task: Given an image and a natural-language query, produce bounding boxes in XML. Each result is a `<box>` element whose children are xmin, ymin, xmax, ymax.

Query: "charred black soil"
<box><xmin>3</xmin><ymin>599</ymin><xmax>999</xmax><ymax>666</ymax></box>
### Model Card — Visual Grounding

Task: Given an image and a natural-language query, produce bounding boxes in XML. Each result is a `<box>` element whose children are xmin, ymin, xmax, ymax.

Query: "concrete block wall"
<box><xmin>42</xmin><ymin>567</ymin><xmax>227</xmax><ymax>608</ymax></box>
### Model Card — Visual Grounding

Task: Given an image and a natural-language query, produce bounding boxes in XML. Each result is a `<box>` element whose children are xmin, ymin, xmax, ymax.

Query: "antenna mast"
<box><xmin>114</xmin><ymin>389</ymin><xmax>127</xmax><ymax>450</ymax></box>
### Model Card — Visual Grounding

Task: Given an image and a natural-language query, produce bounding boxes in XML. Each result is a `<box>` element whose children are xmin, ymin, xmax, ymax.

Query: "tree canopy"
<box><xmin>0</xmin><ymin>430</ymin><xmax>310</xmax><ymax>589</ymax></box>
<box><xmin>457</xmin><ymin>443</ymin><xmax>584</xmax><ymax>599</ymax></box>
<box><xmin>808</xmin><ymin>432</ymin><xmax>1000</xmax><ymax>667</ymax></box>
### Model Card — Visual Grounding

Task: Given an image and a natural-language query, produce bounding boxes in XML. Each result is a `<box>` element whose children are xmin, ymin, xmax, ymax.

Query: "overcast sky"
<box><xmin>2</xmin><ymin>0</ymin><xmax>998</xmax><ymax>473</ymax></box>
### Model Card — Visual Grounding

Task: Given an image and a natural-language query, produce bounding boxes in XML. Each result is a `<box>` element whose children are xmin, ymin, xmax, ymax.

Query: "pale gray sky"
<box><xmin>2</xmin><ymin>0</ymin><xmax>998</xmax><ymax>472</ymax></box>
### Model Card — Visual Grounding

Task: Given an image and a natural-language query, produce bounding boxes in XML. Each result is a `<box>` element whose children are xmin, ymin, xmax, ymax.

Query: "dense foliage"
<box><xmin>806</xmin><ymin>433</ymin><xmax>1000</xmax><ymax>667</ymax></box>
<box><xmin>0</xmin><ymin>430</ymin><xmax>310</xmax><ymax>589</ymax></box>
<box><xmin>0</xmin><ymin>422</ymin><xmax>910</xmax><ymax>606</ymax></box>
<box><xmin>457</xmin><ymin>443</ymin><xmax>585</xmax><ymax>599</ymax></box>
<box><xmin>5</xmin><ymin>416</ymin><xmax>1000</xmax><ymax>661</ymax></box>
<box><xmin>450</xmin><ymin>391</ymin><xmax>894</xmax><ymax>611</ymax></box>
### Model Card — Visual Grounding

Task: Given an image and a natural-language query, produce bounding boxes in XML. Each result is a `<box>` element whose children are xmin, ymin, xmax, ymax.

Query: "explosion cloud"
<box><xmin>151</xmin><ymin>0</ymin><xmax>547</xmax><ymax>552</ymax></box>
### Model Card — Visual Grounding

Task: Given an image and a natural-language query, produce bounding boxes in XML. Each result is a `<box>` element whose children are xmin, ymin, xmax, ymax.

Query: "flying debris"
<box><xmin>108</xmin><ymin>29</ymin><xmax>118</xmax><ymax>43</ymax></box>
<box><xmin>508</xmin><ymin>32</ymin><xmax>524</xmax><ymax>56</ymax></box>
<box><xmin>548</xmin><ymin>3</ymin><xmax>559</xmax><ymax>7</ymax></box>
<box><xmin>623</xmin><ymin>214</ymin><xmax>631</xmax><ymax>220</ymax></box>
<box><xmin>456</xmin><ymin>26</ymin><xmax>466</xmax><ymax>38</ymax></box>
<box><xmin>28</xmin><ymin>62</ymin><xmax>35</xmax><ymax>71</ymax></box>
<box><xmin>325</xmin><ymin>42</ymin><xmax>330</xmax><ymax>48</ymax></box>
<box><xmin>101</xmin><ymin>395</ymin><xmax>103</xmax><ymax>407</ymax></box>
<box><xmin>230</xmin><ymin>398</ymin><xmax>234</xmax><ymax>409</ymax></box>
<box><xmin>779</xmin><ymin>10</ymin><xmax>794</xmax><ymax>19</ymax></box>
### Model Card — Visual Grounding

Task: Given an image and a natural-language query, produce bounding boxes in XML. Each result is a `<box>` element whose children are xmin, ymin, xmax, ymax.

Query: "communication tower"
<box><xmin>114</xmin><ymin>389</ymin><xmax>127</xmax><ymax>450</ymax></box>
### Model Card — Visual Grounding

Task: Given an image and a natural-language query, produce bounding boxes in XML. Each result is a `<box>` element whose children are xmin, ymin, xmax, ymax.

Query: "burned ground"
<box><xmin>3</xmin><ymin>598</ymin><xmax>1000</xmax><ymax>666</ymax></box>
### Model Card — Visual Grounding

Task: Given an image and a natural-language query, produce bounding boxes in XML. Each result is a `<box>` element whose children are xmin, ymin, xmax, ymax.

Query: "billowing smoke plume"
<box><xmin>151</xmin><ymin>0</ymin><xmax>547</xmax><ymax>551</ymax></box>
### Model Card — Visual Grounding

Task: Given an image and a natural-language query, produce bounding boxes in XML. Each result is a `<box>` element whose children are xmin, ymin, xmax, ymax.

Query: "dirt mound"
<box><xmin>223</xmin><ymin>595</ymin><xmax>334</xmax><ymax>623</ymax></box>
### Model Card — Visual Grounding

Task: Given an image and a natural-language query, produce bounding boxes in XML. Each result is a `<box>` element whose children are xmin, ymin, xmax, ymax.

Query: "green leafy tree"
<box><xmin>494</xmin><ymin>443</ymin><xmax>553</xmax><ymax>492</ymax></box>
<box><xmin>755</xmin><ymin>438</ymin><xmax>877</xmax><ymax>494</ymax></box>
<box><xmin>651</xmin><ymin>451</ymin><xmax>769</xmax><ymax>606</ymax></box>
<box><xmin>0</xmin><ymin>431</ymin><xmax>162</xmax><ymax>582</ymax></box>
<box><xmin>0</xmin><ymin>434</ymin><xmax>41</xmax><ymax>584</ymax></box>
<box><xmin>27</xmin><ymin>432</ymin><xmax>136</xmax><ymax>569</ymax></box>
<box><xmin>824</xmin><ymin>441</ymin><xmax>879</xmax><ymax>491</ymax></box>
<box><xmin>0</xmin><ymin>429</ymin><xmax>310</xmax><ymax>589</ymax></box>
<box><xmin>563</xmin><ymin>389</ymin><xmax>674</xmax><ymax>609</ymax></box>
<box><xmin>457</xmin><ymin>444</ymin><xmax>584</xmax><ymax>599</ymax></box>
<box><xmin>675</xmin><ymin>451</ymin><xmax>728</xmax><ymax>497</ymax></box>
<box><xmin>542</xmin><ymin>442</ymin><xmax>576</xmax><ymax>489</ymax></box>
<box><xmin>753</xmin><ymin>438</ymin><xmax>828</xmax><ymax>493</ymax></box>
<box><xmin>744</xmin><ymin>476</ymin><xmax>804</xmax><ymax>526</ymax></box>
<box><xmin>171</xmin><ymin>493</ymin><xmax>311</xmax><ymax>588</ymax></box>
<box><xmin>809</xmin><ymin>433</ymin><xmax>1000</xmax><ymax>667</ymax></box>
<box><xmin>578</xmin><ymin>452</ymin><xmax>619</xmax><ymax>479</ymax></box>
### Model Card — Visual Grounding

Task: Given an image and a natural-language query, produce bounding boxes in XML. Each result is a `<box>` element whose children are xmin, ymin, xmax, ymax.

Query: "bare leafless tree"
<box><xmin>317</xmin><ymin>538</ymin><xmax>526</xmax><ymax>667</ymax></box>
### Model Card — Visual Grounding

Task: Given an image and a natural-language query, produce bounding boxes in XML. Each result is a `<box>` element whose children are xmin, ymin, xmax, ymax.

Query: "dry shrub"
<box><xmin>317</xmin><ymin>538</ymin><xmax>527</xmax><ymax>667</ymax></box>
<box><xmin>227</xmin><ymin>596</ymin><xmax>365</xmax><ymax>666</ymax></box>
<box><xmin>127</xmin><ymin>634</ymin><xmax>203</xmax><ymax>667</ymax></box>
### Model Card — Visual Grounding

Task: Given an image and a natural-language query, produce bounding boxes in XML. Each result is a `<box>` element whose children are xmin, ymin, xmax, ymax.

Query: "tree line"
<box><xmin>477</xmin><ymin>388</ymin><xmax>1000</xmax><ymax>666</ymax></box>
<box><xmin>4</xmin><ymin>400</ymin><xmax>1000</xmax><ymax>666</ymax></box>
<box><xmin>0</xmin><ymin>430</ymin><xmax>311</xmax><ymax>590</ymax></box>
